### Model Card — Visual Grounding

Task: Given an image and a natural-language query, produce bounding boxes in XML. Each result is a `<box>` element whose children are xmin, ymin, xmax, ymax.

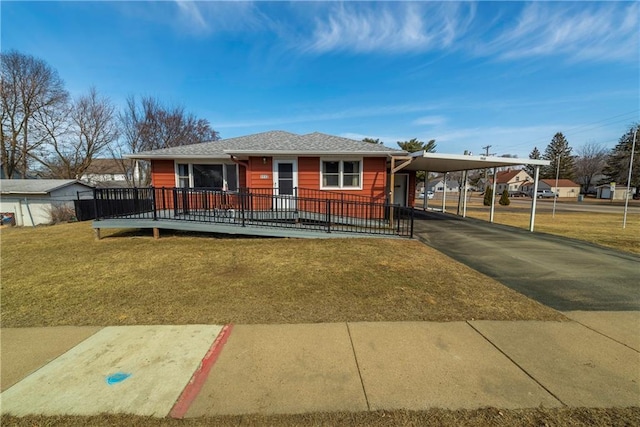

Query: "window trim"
<box><xmin>320</xmin><ymin>157</ymin><xmax>363</xmax><ymax>190</ymax></box>
<box><xmin>174</xmin><ymin>161</ymin><xmax>239</xmax><ymax>190</ymax></box>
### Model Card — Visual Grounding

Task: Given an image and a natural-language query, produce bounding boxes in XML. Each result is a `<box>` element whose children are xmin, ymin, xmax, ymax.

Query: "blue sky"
<box><xmin>2</xmin><ymin>1</ymin><xmax>638</xmax><ymax>157</ymax></box>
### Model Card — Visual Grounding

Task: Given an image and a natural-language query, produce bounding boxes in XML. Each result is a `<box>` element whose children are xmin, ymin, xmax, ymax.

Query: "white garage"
<box><xmin>0</xmin><ymin>180</ymin><xmax>93</xmax><ymax>226</ymax></box>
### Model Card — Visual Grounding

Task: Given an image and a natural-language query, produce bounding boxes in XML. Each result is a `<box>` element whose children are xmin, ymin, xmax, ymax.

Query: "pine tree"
<box><xmin>499</xmin><ymin>189</ymin><xmax>510</xmax><ymax>206</ymax></box>
<box><xmin>483</xmin><ymin>186</ymin><xmax>493</xmax><ymax>206</ymax></box>
<box><xmin>603</xmin><ymin>124</ymin><xmax>639</xmax><ymax>191</ymax></box>
<box><xmin>542</xmin><ymin>133</ymin><xmax>575</xmax><ymax>179</ymax></box>
<box><xmin>525</xmin><ymin>147</ymin><xmax>541</xmax><ymax>177</ymax></box>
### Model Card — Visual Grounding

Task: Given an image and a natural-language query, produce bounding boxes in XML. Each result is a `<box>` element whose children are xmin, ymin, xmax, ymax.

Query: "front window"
<box><xmin>321</xmin><ymin>159</ymin><xmax>361</xmax><ymax>189</ymax></box>
<box><xmin>176</xmin><ymin>163</ymin><xmax>238</xmax><ymax>190</ymax></box>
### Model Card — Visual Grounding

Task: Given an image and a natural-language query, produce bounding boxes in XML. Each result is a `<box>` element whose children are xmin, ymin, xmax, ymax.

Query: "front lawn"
<box><xmin>0</xmin><ymin>222</ymin><xmax>562</xmax><ymax>327</ymax></box>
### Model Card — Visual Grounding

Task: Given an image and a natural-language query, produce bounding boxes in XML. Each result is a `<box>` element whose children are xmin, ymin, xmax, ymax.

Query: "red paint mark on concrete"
<box><xmin>169</xmin><ymin>324</ymin><xmax>234</xmax><ymax>419</ymax></box>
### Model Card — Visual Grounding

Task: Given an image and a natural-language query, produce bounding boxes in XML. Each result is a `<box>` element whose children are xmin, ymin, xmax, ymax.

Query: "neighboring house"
<box><xmin>490</xmin><ymin>169</ymin><xmax>532</xmax><ymax>194</ymax></box>
<box><xmin>596</xmin><ymin>184</ymin><xmax>637</xmax><ymax>200</ymax></box>
<box><xmin>81</xmin><ymin>159</ymin><xmax>132</xmax><ymax>186</ymax></box>
<box><xmin>426</xmin><ymin>177</ymin><xmax>460</xmax><ymax>193</ymax></box>
<box><xmin>126</xmin><ymin>130</ymin><xmax>414</xmax><ymax>206</ymax></box>
<box><xmin>0</xmin><ymin>179</ymin><xmax>93</xmax><ymax>226</ymax></box>
<box><xmin>521</xmin><ymin>179</ymin><xmax>581</xmax><ymax>198</ymax></box>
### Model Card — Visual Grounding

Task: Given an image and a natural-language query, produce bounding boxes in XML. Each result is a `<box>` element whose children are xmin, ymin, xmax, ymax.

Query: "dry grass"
<box><xmin>465</xmin><ymin>208</ymin><xmax>639</xmax><ymax>255</ymax></box>
<box><xmin>419</xmin><ymin>196</ymin><xmax>640</xmax><ymax>254</ymax></box>
<box><xmin>3</xmin><ymin>407</ymin><xmax>639</xmax><ymax>426</ymax></box>
<box><xmin>0</xmin><ymin>222</ymin><xmax>562</xmax><ymax>327</ymax></box>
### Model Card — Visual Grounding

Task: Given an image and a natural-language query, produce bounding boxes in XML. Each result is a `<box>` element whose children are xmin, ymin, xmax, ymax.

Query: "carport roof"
<box><xmin>400</xmin><ymin>151</ymin><xmax>550</xmax><ymax>173</ymax></box>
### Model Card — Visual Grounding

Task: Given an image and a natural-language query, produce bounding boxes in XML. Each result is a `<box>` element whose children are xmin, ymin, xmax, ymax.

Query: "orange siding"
<box><xmin>247</xmin><ymin>157</ymin><xmax>273</xmax><ymax>190</ymax></box>
<box><xmin>363</xmin><ymin>157</ymin><xmax>387</xmax><ymax>200</ymax></box>
<box><xmin>298</xmin><ymin>157</ymin><xmax>320</xmax><ymax>189</ymax></box>
<box><xmin>151</xmin><ymin>160</ymin><xmax>175</xmax><ymax>187</ymax></box>
<box><xmin>408</xmin><ymin>172</ymin><xmax>416</xmax><ymax>206</ymax></box>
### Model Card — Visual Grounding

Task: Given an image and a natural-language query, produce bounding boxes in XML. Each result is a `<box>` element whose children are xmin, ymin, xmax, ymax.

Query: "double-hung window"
<box><xmin>321</xmin><ymin>159</ymin><xmax>362</xmax><ymax>189</ymax></box>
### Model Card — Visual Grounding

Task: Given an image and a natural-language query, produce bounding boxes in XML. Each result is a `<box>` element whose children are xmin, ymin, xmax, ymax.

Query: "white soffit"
<box><xmin>400</xmin><ymin>152</ymin><xmax>550</xmax><ymax>173</ymax></box>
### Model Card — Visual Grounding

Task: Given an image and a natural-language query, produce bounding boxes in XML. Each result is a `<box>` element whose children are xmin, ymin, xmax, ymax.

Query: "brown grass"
<box><xmin>419</xmin><ymin>195</ymin><xmax>640</xmax><ymax>254</ymax></box>
<box><xmin>3</xmin><ymin>407</ymin><xmax>639</xmax><ymax>426</ymax></box>
<box><xmin>0</xmin><ymin>222</ymin><xmax>562</xmax><ymax>327</ymax></box>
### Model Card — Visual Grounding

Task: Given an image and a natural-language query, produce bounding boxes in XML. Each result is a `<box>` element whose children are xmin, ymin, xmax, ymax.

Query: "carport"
<box><xmin>389</xmin><ymin>152</ymin><xmax>550</xmax><ymax>231</ymax></box>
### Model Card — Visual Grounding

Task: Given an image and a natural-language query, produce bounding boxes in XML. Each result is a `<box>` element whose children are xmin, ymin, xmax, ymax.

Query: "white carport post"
<box><xmin>423</xmin><ymin>171</ymin><xmax>428</xmax><ymax>210</ymax></box>
<box><xmin>441</xmin><ymin>172</ymin><xmax>447</xmax><ymax>213</ymax></box>
<box><xmin>529</xmin><ymin>165</ymin><xmax>541</xmax><ymax>232</ymax></box>
<box><xmin>462</xmin><ymin>170</ymin><xmax>469</xmax><ymax>218</ymax></box>
<box><xmin>489</xmin><ymin>167</ymin><xmax>498</xmax><ymax>223</ymax></box>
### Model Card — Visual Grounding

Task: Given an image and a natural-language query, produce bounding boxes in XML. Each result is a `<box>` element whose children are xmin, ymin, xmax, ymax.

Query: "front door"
<box><xmin>273</xmin><ymin>160</ymin><xmax>297</xmax><ymax>210</ymax></box>
<box><xmin>393</xmin><ymin>174</ymin><xmax>408</xmax><ymax>206</ymax></box>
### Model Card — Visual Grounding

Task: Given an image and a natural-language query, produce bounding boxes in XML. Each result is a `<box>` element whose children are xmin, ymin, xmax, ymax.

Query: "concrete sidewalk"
<box><xmin>1</xmin><ymin>312</ymin><xmax>638</xmax><ymax>418</ymax></box>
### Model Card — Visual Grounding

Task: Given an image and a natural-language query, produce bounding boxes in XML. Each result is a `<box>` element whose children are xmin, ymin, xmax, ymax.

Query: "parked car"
<box><xmin>417</xmin><ymin>189</ymin><xmax>434</xmax><ymax>200</ymax></box>
<box><xmin>509</xmin><ymin>191</ymin><xmax>529</xmax><ymax>197</ymax></box>
<box><xmin>536</xmin><ymin>190</ymin><xmax>557</xmax><ymax>198</ymax></box>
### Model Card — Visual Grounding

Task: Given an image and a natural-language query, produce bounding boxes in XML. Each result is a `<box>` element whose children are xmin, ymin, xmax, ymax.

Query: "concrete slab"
<box><xmin>348</xmin><ymin>322</ymin><xmax>561</xmax><ymax>410</ymax></box>
<box><xmin>185</xmin><ymin>323</ymin><xmax>367</xmax><ymax>416</ymax></box>
<box><xmin>563</xmin><ymin>311</ymin><xmax>640</xmax><ymax>352</ymax></box>
<box><xmin>470</xmin><ymin>320</ymin><xmax>640</xmax><ymax>407</ymax></box>
<box><xmin>1</xmin><ymin>325</ymin><xmax>222</xmax><ymax>417</ymax></box>
<box><xmin>1</xmin><ymin>326</ymin><xmax>102</xmax><ymax>392</ymax></box>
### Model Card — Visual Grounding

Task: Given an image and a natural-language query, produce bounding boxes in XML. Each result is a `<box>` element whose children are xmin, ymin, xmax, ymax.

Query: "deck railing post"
<box><xmin>151</xmin><ymin>186</ymin><xmax>157</xmax><ymax>221</ymax></box>
<box><xmin>410</xmin><ymin>206</ymin><xmax>414</xmax><ymax>238</ymax></box>
<box><xmin>396</xmin><ymin>206</ymin><xmax>401</xmax><ymax>233</ymax></box>
<box><xmin>173</xmin><ymin>188</ymin><xmax>178</xmax><ymax>217</ymax></box>
<box><xmin>161</xmin><ymin>187</ymin><xmax>166</xmax><ymax>217</ymax></box>
<box><xmin>241</xmin><ymin>190</ymin><xmax>246</xmax><ymax>227</ymax></box>
<box><xmin>326</xmin><ymin>199</ymin><xmax>331</xmax><ymax>233</ymax></box>
<box><xmin>93</xmin><ymin>188</ymin><xmax>100</xmax><ymax>220</ymax></box>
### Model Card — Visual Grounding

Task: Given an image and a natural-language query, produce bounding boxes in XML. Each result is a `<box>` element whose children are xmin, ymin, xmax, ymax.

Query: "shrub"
<box><xmin>499</xmin><ymin>189</ymin><xmax>511</xmax><ymax>206</ymax></box>
<box><xmin>48</xmin><ymin>204</ymin><xmax>77</xmax><ymax>224</ymax></box>
<box><xmin>483</xmin><ymin>186</ymin><xmax>494</xmax><ymax>206</ymax></box>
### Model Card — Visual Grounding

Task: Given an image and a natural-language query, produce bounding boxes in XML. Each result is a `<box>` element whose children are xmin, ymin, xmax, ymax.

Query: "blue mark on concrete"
<box><xmin>106</xmin><ymin>372</ymin><xmax>131</xmax><ymax>385</ymax></box>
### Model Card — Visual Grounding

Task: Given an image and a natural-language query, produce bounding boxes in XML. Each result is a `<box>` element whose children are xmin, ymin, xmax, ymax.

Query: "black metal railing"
<box><xmin>93</xmin><ymin>187</ymin><xmax>413</xmax><ymax>237</ymax></box>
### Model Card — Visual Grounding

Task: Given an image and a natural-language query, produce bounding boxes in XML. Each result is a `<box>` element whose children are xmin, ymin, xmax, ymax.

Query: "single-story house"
<box><xmin>0</xmin><ymin>179</ymin><xmax>94</xmax><ymax>226</ymax></box>
<box><xmin>491</xmin><ymin>169</ymin><xmax>532</xmax><ymax>194</ymax></box>
<box><xmin>126</xmin><ymin>130</ymin><xmax>415</xmax><ymax>208</ymax></box>
<box><xmin>426</xmin><ymin>177</ymin><xmax>461</xmax><ymax>193</ymax></box>
<box><xmin>521</xmin><ymin>179</ymin><xmax>581</xmax><ymax>198</ymax></box>
<box><xmin>81</xmin><ymin>158</ymin><xmax>132</xmax><ymax>186</ymax></box>
<box><xmin>596</xmin><ymin>184</ymin><xmax>637</xmax><ymax>200</ymax></box>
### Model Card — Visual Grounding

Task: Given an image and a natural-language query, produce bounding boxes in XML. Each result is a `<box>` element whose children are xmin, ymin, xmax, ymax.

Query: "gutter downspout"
<box><xmin>24</xmin><ymin>197</ymin><xmax>35</xmax><ymax>227</ymax></box>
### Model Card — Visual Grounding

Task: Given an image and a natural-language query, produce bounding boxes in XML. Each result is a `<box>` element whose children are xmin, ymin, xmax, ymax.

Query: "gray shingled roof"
<box><xmin>126</xmin><ymin>131</ymin><xmax>405</xmax><ymax>159</ymax></box>
<box><xmin>0</xmin><ymin>179</ymin><xmax>93</xmax><ymax>194</ymax></box>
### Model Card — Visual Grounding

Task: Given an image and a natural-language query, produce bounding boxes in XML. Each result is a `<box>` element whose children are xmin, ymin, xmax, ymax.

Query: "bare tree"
<box><xmin>34</xmin><ymin>87</ymin><xmax>118</xmax><ymax>179</ymax></box>
<box><xmin>116</xmin><ymin>95</ymin><xmax>219</xmax><ymax>186</ymax></box>
<box><xmin>574</xmin><ymin>142</ymin><xmax>608</xmax><ymax>194</ymax></box>
<box><xmin>1</xmin><ymin>50</ymin><xmax>68</xmax><ymax>178</ymax></box>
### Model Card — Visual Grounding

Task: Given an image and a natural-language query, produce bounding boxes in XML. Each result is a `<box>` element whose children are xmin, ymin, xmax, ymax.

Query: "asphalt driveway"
<box><xmin>413</xmin><ymin>211</ymin><xmax>639</xmax><ymax>311</ymax></box>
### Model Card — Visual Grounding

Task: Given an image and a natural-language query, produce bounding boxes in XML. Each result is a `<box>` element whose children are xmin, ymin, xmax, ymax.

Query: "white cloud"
<box><xmin>300</xmin><ymin>2</ymin><xmax>475</xmax><ymax>54</ymax></box>
<box><xmin>413</xmin><ymin>115</ymin><xmax>447</xmax><ymax>126</ymax></box>
<box><xmin>479</xmin><ymin>2</ymin><xmax>639</xmax><ymax>62</ymax></box>
<box><xmin>174</xmin><ymin>1</ymin><xmax>207</xmax><ymax>32</ymax></box>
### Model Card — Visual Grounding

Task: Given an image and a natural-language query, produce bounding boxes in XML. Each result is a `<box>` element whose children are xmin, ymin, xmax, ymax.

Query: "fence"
<box><xmin>92</xmin><ymin>187</ymin><xmax>414</xmax><ymax>237</ymax></box>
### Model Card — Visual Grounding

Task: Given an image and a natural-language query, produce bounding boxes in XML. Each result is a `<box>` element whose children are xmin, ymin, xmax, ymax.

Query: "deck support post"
<box><xmin>94</xmin><ymin>228</ymin><xmax>101</xmax><ymax>240</ymax></box>
<box><xmin>153</xmin><ymin>228</ymin><xmax>160</xmax><ymax>239</ymax></box>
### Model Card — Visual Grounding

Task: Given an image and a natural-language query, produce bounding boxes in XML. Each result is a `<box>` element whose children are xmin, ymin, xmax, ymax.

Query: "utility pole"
<box><xmin>482</xmin><ymin>145</ymin><xmax>493</xmax><ymax>188</ymax></box>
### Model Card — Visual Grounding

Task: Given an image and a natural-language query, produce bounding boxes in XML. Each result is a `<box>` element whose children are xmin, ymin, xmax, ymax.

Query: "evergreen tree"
<box><xmin>603</xmin><ymin>124</ymin><xmax>639</xmax><ymax>192</ymax></box>
<box><xmin>499</xmin><ymin>189</ymin><xmax>510</xmax><ymax>206</ymax></box>
<box><xmin>525</xmin><ymin>147</ymin><xmax>541</xmax><ymax>177</ymax></box>
<box><xmin>362</xmin><ymin>137</ymin><xmax>382</xmax><ymax>144</ymax></box>
<box><xmin>397</xmin><ymin>138</ymin><xmax>436</xmax><ymax>153</ymax></box>
<box><xmin>542</xmin><ymin>133</ymin><xmax>575</xmax><ymax>179</ymax></box>
<box><xmin>483</xmin><ymin>186</ymin><xmax>493</xmax><ymax>206</ymax></box>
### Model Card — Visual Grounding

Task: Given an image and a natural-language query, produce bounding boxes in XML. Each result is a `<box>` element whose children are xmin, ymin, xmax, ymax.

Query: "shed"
<box><xmin>596</xmin><ymin>184</ymin><xmax>637</xmax><ymax>200</ymax></box>
<box><xmin>0</xmin><ymin>180</ymin><xmax>93</xmax><ymax>226</ymax></box>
